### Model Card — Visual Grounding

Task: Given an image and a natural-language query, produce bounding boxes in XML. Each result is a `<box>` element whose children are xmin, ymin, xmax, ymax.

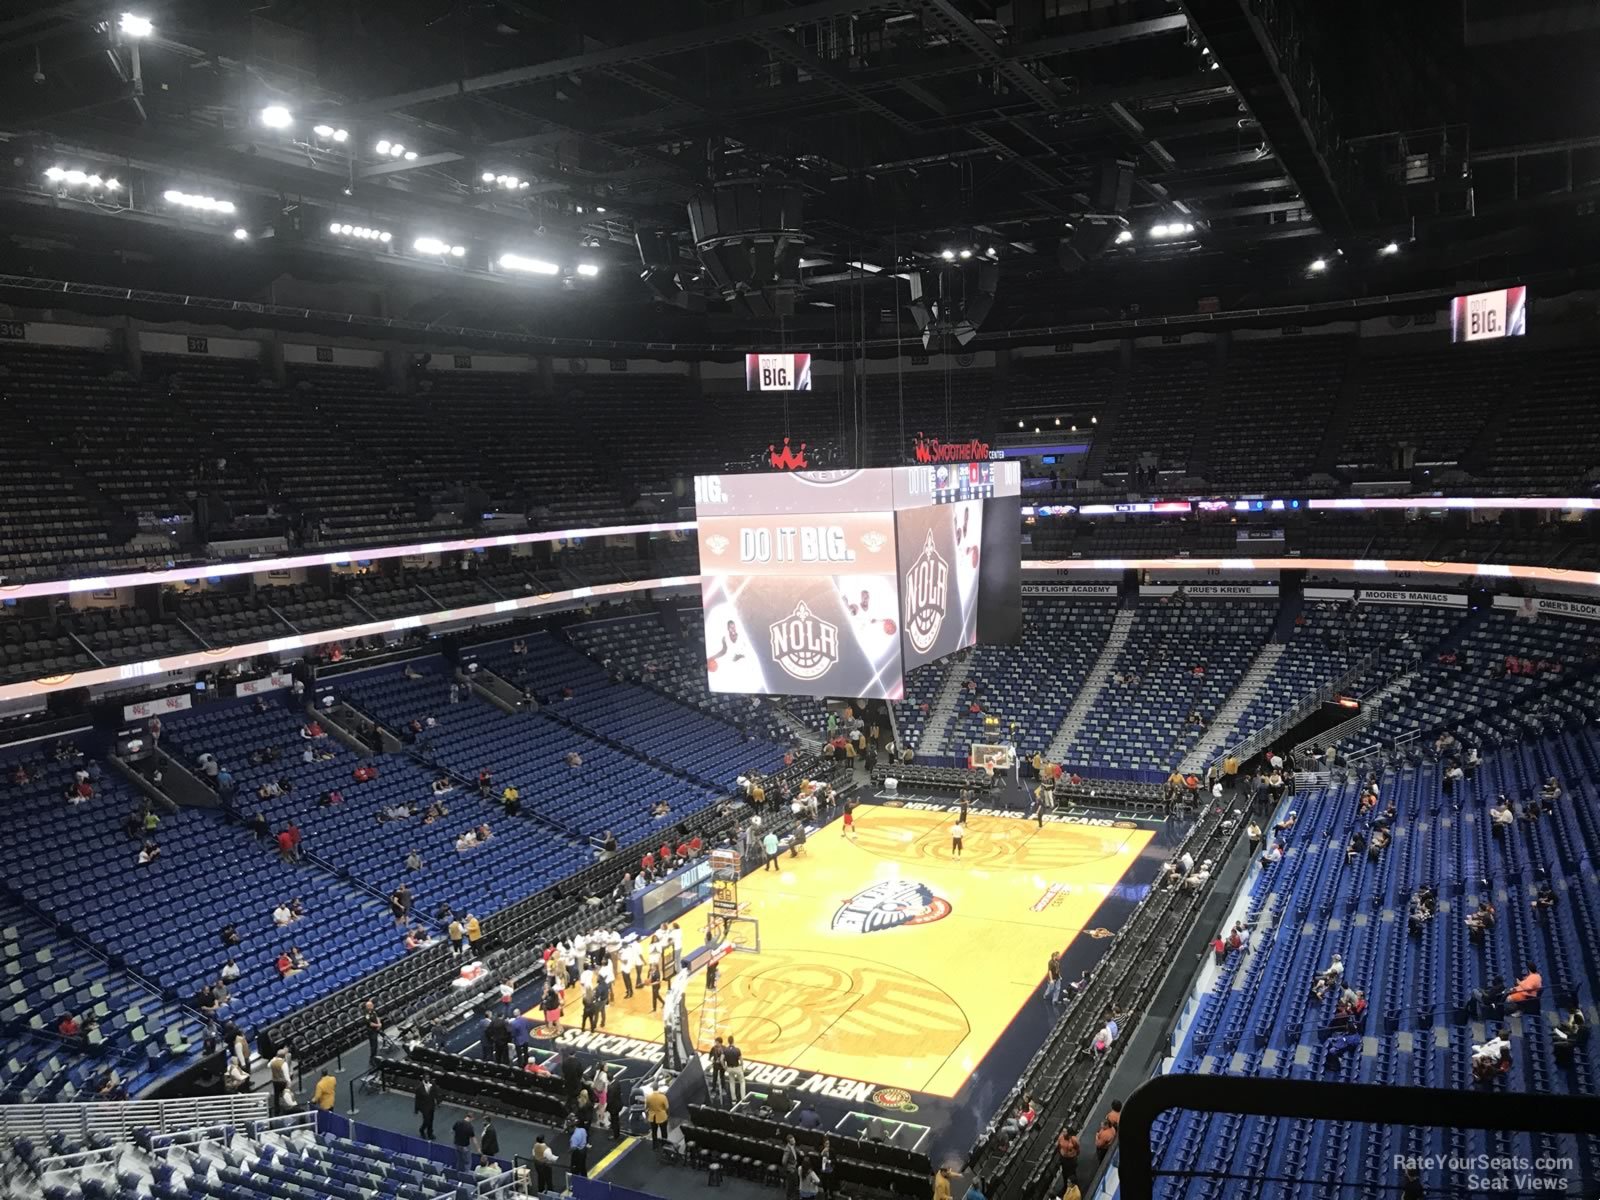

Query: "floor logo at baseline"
<box><xmin>831</xmin><ymin>880</ymin><xmax>952</xmax><ymax>934</ymax></box>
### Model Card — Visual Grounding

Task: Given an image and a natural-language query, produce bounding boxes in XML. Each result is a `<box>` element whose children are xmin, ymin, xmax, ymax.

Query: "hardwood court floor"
<box><xmin>593</xmin><ymin>807</ymin><xmax>1153</xmax><ymax>1097</ymax></box>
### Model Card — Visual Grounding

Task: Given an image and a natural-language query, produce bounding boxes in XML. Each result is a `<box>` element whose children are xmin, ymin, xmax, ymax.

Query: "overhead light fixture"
<box><xmin>260</xmin><ymin>105</ymin><xmax>293</xmax><ymax>129</ymax></box>
<box><xmin>44</xmin><ymin>166</ymin><xmax>121</xmax><ymax>193</ymax></box>
<box><xmin>575</xmin><ymin>263</ymin><xmax>600</xmax><ymax>277</ymax></box>
<box><xmin>232</xmin><ymin>228</ymin><xmax>249</xmax><ymax>241</ymax></box>
<box><xmin>1309</xmin><ymin>258</ymin><xmax>1327</xmax><ymax>273</ymax></box>
<box><xmin>595</xmin><ymin>206</ymin><xmax>606</xmax><ymax>213</ymax></box>
<box><xmin>390</xmin><ymin>143</ymin><xmax>405</xmax><ymax>158</ymax></box>
<box><xmin>1054</xmin><ymin>417</ymin><xmax>1061</xmax><ymax>426</ymax></box>
<box><xmin>416</xmin><ymin>236</ymin><xmax>465</xmax><ymax>258</ymax></box>
<box><xmin>986</xmin><ymin>247</ymin><xmax>997</xmax><ymax>258</ymax></box>
<box><xmin>313</xmin><ymin>124</ymin><xmax>334</xmax><ymax>138</ymax></box>
<box><xmin>1380</xmin><ymin>241</ymin><xmax>1399</xmax><ymax>256</ymax></box>
<box><xmin>847</xmin><ymin>261</ymin><xmax>883</xmax><ymax>273</ymax></box>
<box><xmin>119</xmin><ymin>12</ymin><xmax>153</xmax><ymax>38</ymax></box>
<box><xmin>1115</xmin><ymin>229</ymin><xmax>1134</xmax><ymax>244</ymax></box>
<box><xmin>163</xmin><ymin>189</ymin><xmax>236</xmax><ymax>215</ymax></box>
<box><xmin>499</xmin><ymin>252</ymin><xmax>559</xmax><ymax>275</ymax></box>
<box><xmin>376</xmin><ymin>140</ymin><xmax>392</xmax><ymax>155</ymax></box>
<box><xmin>482</xmin><ymin>172</ymin><xmax>496</xmax><ymax>183</ymax></box>
<box><xmin>958</xmin><ymin>248</ymin><xmax>973</xmax><ymax>259</ymax></box>
<box><xmin>404</xmin><ymin>150</ymin><xmax>417</xmax><ymax>161</ymax></box>
<box><xmin>332</xmin><ymin>223</ymin><xmax>393</xmax><ymax>243</ymax></box>
<box><xmin>940</xmin><ymin>249</ymin><xmax>956</xmax><ymax>261</ymax></box>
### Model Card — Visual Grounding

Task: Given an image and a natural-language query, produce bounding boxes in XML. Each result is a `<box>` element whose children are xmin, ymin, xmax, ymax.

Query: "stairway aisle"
<box><xmin>1182</xmin><ymin>642</ymin><xmax>1287</xmax><ymax>772</ymax></box>
<box><xmin>918</xmin><ymin>652</ymin><xmax>977</xmax><ymax>757</ymax></box>
<box><xmin>1046</xmin><ymin>607</ymin><xmax>1136</xmax><ymax>762</ymax></box>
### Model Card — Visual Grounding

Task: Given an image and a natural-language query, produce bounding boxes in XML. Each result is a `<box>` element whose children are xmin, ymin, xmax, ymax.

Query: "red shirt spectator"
<box><xmin>276</xmin><ymin>830</ymin><xmax>295</xmax><ymax>857</ymax></box>
<box><xmin>675</xmin><ymin>842</ymin><xmax>690</xmax><ymax>860</ymax></box>
<box><xmin>689</xmin><ymin>836</ymin><xmax>703</xmax><ymax>855</ymax></box>
<box><xmin>275</xmin><ymin>953</ymin><xmax>293</xmax><ymax>979</ymax></box>
<box><xmin>283</xmin><ymin>823</ymin><xmax>301</xmax><ymax>849</ymax></box>
<box><xmin>658</xmin><ymin>843</ymin><xmax>672</xmax><ymax>864</ymax></box>
<box><xmin>58</xmin><ymin>1014</ymin><xmax>80</xmax><ymax>1036</ymax></box>
<box><xmin>75</xmin><ymin>780</ymin><xmax>94</xmax><ymax>799</ymax></box>
<box><xmin>641</xmin><ymin>852</ymin><xmax>656</xmax><ymax>873</ymax></box>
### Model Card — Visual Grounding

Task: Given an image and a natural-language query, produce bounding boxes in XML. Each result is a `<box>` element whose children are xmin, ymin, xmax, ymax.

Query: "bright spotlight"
<box><xmin>233</xmin><ymin>228</ymin><xmax>249</xmax><ymax>240</ymax></box>
<box><xmin>340</xmin><ymin>224</ymin><xmax>353</xmax><ymax>235</ymax></box>
<box><xmin>595</xmin><ymin>206</ymin><xmax>606</xmax><ymax>213</ymax></box>
<box><xmin>958</xmin><ymin>248</ymin><xmax>973</xmax><ymax>259</ymax></box>
<box><xmin>86</xmin><ymin>175</ymin><xmax>103</xmax><ymax>187</ymax></box>
<box><xmin>403</xmin><ymin>150</ymin><xmax>418</xmax><ymax>161</ymax></box>
<box><xmin>332</xmin><ymin>129</ymin><xmax>348</xmax><ymax>143</ymax></box>
<box><xmin>104</xmin><ymin>178</ymin><xmax>120</xmax><ymax>190</ymax></box>
<box><xmin>260</xmin><ymin>105</ymin><xmax>293</xmax><ymax>129</ymax></box>
<box><xmin>482</xmin><ymin>172</ymin><xmax>496</xmax><ymax>183</ymax></box>
<box><xmin>163</xmin><ymin>189</ymin><xmax>236</xmax><ymax>215</ymax></box>
<box><xmin>1309</xmin><ymin>258</ymin><xmax>1327</xmax><ymax>272</ymax></box>
<box><xmin>1115</xmin><ymin>229</ymin><xmax>1134</xmax><ymax>244</ymax></box>
<box><xmin>503</xmin><ymin>176</ymin><xmax>519</xmax><ymax>189</ymax></box>
<box><xmin>44</xmin><ymin>167</ymin><xmax>65</xmax><ymax>181</ymax></box>
<box><xmin>313</xmin><ymin>124</ymin><xmax>334</xmax><ymax>138</ymax></box>
<box><xmin>499</xmin><ymin>253</ymin><xmax>559</xmax><ymax>275</ymax></box>
<box><xmin>940</xmin><ymin>249</ymin><xmax>956</xmax><ymax>261</ymax></box>
<box><xmin>415</xmin><ymin>236</ymin><xmax>464</xmax><ymax>257</ymax></box>
<box><xmin>576</xmin><ymin>263</ymin><xmax>600</xmax><ymax>277</ymax></box>
<box><xmin>1151</xmin><ymin>224</ymin><xmax>1169</xmax><ymax>237</ymax></box>
<box><xmin>119</xmin><ymin>13</ymin><xmax>153</xmax><ymax>37</ymax></box>
<box><xmin>379</xmin><ymin>231</ymin><xmax>391</xmax><ymax>243</ymax></box>
<box><xmin>375</xmin><ymin>140</ymin><xmax>392</xmax><ymax>155</ymax></box>
<box><xmin>329</xmin><ymin>221</ymin><xmax>341</xmax><ymax>234</ymax></box>
<box><xmin>64</xmin><ymin>169</ymin><xmax>87</xmax><ymax>185</ymax></box>
<box><xmin>389</xmin><ymin>143</ymin><xmax>405</xmax><ymax>158</ymax></box>
<box><xmin>1380</xmin><ymin>241</ymin><xmax>1399</xmax><ymax>256</ymax></box>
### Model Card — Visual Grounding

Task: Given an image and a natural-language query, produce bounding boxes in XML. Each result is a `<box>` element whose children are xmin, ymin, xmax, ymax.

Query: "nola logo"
<box><xmin>704</xmin><ymin>534</ymin><xmax>731</xmax><ymax>556</ymax></box>
<box><xmin>832</xmin><ymin>880</ymin><xmax>952</xmax><ymax>934</ymax></box>
<box><xmin>769</xmin><ymin>600</ymin><xmax>839</xmax><ymax>682</ymax></box>
<box><xmin>912</xmin><ymin>432</ymin><xmax>991</xmax><ymax>464</ymax></box>
<box><xmin>767</xmin><ymin>436</ymin><xmax>809</xmax><ymax>470</ymax></box>
<box><xmin>903</xmin><ymin>531</ymin><xmax>949</xmax><ymax>654</ymax></box>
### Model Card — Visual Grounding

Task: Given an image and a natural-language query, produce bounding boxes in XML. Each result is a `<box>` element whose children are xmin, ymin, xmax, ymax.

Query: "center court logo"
<box><xmin>769</xmin><ymin>601</ymin><xmax>839</xmax><ymax>682</ymax></box>
<box><xmin>831</xmin><ymin>880</ymin><xmax>952</xmax><ymax>934</ymax></box>
<box><xmin>903</xmin><ymin>531</ymin><xmax>949</xmax><ymax>654</ymax></box>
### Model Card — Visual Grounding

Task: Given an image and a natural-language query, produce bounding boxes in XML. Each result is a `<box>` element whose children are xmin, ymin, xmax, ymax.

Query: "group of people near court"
<box><xmin>537</xmin><ymin>922</ymin><xmax>687</xmax><ymax>1033</ymax></box>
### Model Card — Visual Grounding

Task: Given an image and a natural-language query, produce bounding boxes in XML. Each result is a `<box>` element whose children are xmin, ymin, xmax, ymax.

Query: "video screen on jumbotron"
<box><xmin>693</xmin><ymin>464</ymin><xmax>1021</xmax><ymax>699</ymax></box>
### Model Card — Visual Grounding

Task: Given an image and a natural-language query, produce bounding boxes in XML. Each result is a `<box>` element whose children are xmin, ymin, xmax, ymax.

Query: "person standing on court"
<box><xmin>452</xmin><ymin>1113</ymin><xmax>478</xmax><ymax>1173</ymax></box>
<box><xmin>649</xmin><ymin>957</ymin><xmax>663</xmax><ymax>1012</ymax></box>
<box><xmin>951</xmin><ymin>818</ymin><xmax>965</xmax><ymax>859</ymax></box>
<box><xmin>645</xmin><ymin>1081</ymin><xmax>670</xmax><ymax>1146</ymax></box>
<box><xmin>414</xmin><ymin>1074</ymin><xmax>439</xmax><ymax>1139</ymax></box>
<box><xmin>1044</xmin><ymin>950</ymin><xmax>1063</xmax><ymax>1004</ymax></box>
<box><xmin>763</xmin><ymin>829</ymin><xmax>781</xmax><ymax>871</ymax></box>
<box><xmin>362</xmin><ymin>999</ymin><xmax>383</xmax><ymax>1059</ymax></box>
<box><xmin>569</xmin><ymin>1124</ymin><xmax>590</xmax><ymax>1177</ymax></box>
<box><xmin>531</xmin><ymin>1136</ymin><xmax>558</xmax><ymax>1193</ymax></box>
<box><xmin>725</xmin><ymin>1036</ymin><xmax>747</xmax><ymax>1102</ymax></box>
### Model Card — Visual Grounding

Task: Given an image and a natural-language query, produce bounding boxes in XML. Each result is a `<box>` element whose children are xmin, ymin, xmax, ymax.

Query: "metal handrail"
<box><xmin>0</xmin><ymin>1093</ymin><xmax>270</xmax><ymax>1145</ymax></box>
<box><xmin>1206</xmin><ymin>645</ymin><xmax>1384</xmax><ymax>775</ymax></box>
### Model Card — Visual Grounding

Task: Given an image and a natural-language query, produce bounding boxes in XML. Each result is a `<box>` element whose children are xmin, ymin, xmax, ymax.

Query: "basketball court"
<box><xmin>574</xmin><ymin>806</ymin><xmax>1154</xmax><ymax>1098</ymax></box>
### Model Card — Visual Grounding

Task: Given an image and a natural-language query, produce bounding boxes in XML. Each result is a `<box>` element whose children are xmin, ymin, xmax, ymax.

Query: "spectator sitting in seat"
<box><xmin>475</xmin><ymin>823</ymin><xmax>493</xmax><ymax>843</ymax></box>
<box><xmin>511</xmin><ymin>639</ymin><xmax>527</xmax><ymax>656</ymax></box>
<box><xmin>300</xmin><ymin>720</ymin><xmax>324</xmax><ymax>740</ymax></box>
<box><xmin>403</xmin><ymin>663</ymin><xmax>424</xmax><ymax>680</ymax></box>
<box><xmin>57</xmin><ymin>1012</ymin><xmax>82</xmax><ymax>1037</ymax></box>
<box><xmin>1553</xmin><ymin>1010</ymin><xmax>1587</xmax><ymax>1057</ymax></box>
<box><xmin>1506</xmin><ymin>963</ymin><xmax>1542</xmax><ymax>1005</ymax></box>
<box><xmin>478</xmin><ymin>768</ymin><xmax>494</xmax><ymax>797</ymax></box>
<box><xmin>1489</xmin><ymin>797</ymin><xmax>1515</xmax><ymax>833</ymax></box>
<box><xmin>1274</xmin><ymin>810</ymin><xmax>1297</xmax><ymax>834</ymax></box>
<box><xmin>1260</xmin><ymin>839</ymin><xmax>1284</xmax><ymax>866</ymax></box>
<box><xmin>1346</xmin><ymin>830</ymin><xmax>1366</xmax><ymax>863</ymax></box>
<box><xmin>456</xmin><ymin>829</ymin><xmax>481</xmax><ymax>853</ymax></box>
<box><xmin>1471</xmin><ymin>1027</ymin><xmax>1511</xmax><ymax>1085</ymax></box>
<box><xmin>1541</xmin><ymin>776</ymin><xmax>1562</xmax><ymax>803</ymax></box>
<box><xmin>353</xmin><ymin>763</ymin><xmax>378</xmax><ymax>783</ymax></box>
<box><xmin>137</xmin><ymin>840</ymin><xmax>161</xmax><ymax>865</ymax></box>
<box><xmin>1465</xmin><ymin>899</ymin><xmax>1497</xmax><ymax>936</ymax></box>
<box><xmin>1408</xmin><ymin>887</ymin><xmax>1437</xmax><ymax>935</ymax></box>
<box><xmin>220</xmin><ymin>923</ymin><xmax>241</xmax><ymax>947</ymax></box>
<box><xmin>1531</xmin><ymin>881</ymin><xmax>1557</xmax><ymax>912</ymax></box>
<box><xmin>273</xmin><ymin>902</ymin><xmax>294</xmax><ymax>926</ymax></box>
<box><xmin>651</xmin><ymin>799</ymin><xmax>671</xmax><ymax>818</ymax></box>
<box><xmin>1181</xmin><ymin>859</ymin><xmax>1213</xmax><ymax>892</ymax></box>
<box><xmin>1368</xmin><ymin>827</ymin><xmax>1391</xmax><ymax>856</ymax></box>
<box><xmin>431</xmin><ymin>775</ymin><xmax>454</xmax><ymax>796</ymax></box>
<box><xmin>1315</xmin><ymin>954</ymin><xmax>1344</xmax><ymax>989</ymax></box>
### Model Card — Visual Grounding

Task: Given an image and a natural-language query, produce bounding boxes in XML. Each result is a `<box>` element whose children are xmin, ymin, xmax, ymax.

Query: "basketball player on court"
<box><xmin>842</xmin><ymin>796</ymin><xmax>857</xmax><ymax>839</ymax></box>
<box><xmin>950</xmin><ymin>818</ymin><xmax>965</xmax><ymax>859</ymax></box>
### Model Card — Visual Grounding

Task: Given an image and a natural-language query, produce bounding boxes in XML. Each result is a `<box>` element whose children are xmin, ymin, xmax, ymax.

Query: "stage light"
<box><xmin>403</xmin><ymin>150</ymin><xmax>417</xmax><ymax>161</ymax></box>
<box><xmin>1209</xmin><ymin>59</ymin><xmax>1220</xmax><ymax>70</ymax></box>
<box><xmin>958</xmin><ymin>248</ymin><xmax>973</xmax><ymax>259</ymax></box>
<box><xmin>313</xmin><ymin>124</ymin><xmax>334</xmax><ymax>138</ymax></box>
<box><xmin>575</xmin><ymin>263</ymin><xmax>600</xmax><ymax>277</ymax></box>
<box><xmin>260</xmin><ymin>105</ymin><xmax>292</xmax><ymax>129</ymax></box>
<box><xmin>1380</xmin><ymin>241</ymin><xmax>1399</xmax><ymax>255</ymax></box>
<box><xmin>1115</xmin><ymin>230</ymin><xmax>1134</xmax><ymax>244</ymax></box>
<box><xmin>1054</xmin><ymin>417</ymin><xmax>1061</xmax><ymax>426</ymax></box>
<box><xmin>105</xmin><ymin>178</ymin><xmax>120</xmax><ymax>190</ymax></box>
<box><xmin>64</xmin><ymin>169</ymin><xmax>87</xmax><ymax>185</ymax></box>
<box><xmin>119</xmin><ymin>13</ymin><xmax>153</xmax><ymax>37</ymax></box>
<box><xmin>1151</xmin><ymin>224</ymin><xmax>1168</xmax><ymax>237</ymax></box>
<box><xmin>44</xmin><ymin>167</ymin><xmax>64</xmax><ymax>181</ymax></box>
<box><xmin>1017</xmin><ymin>420</ymin><xmax>1024</xmax><ymax>428</ymax></box>
<box><xmin>379</xmin><ymin>231</ymin><xmax>391</xmax><ymax>243</ymax></box>
<box><xmin>389</xmin><ymin>143</ymin><xmax>405</xmax><ymax>158</ymax></box>
<box><xmin>498</xmin><ymin>253</ymin><xmax>559</xmax><ymax>275</ymax></box>
<box><xmin>233</xmin><ymin>228</ymin><xmax>249</xmax><ymax>240</ymax></box>
<box><xmin>332</xmin><ymin>128</ymin><xmax>348</xmax><ymax>143</ymax></box>
<box><xmin>328</xmin><ymin>221</ymin><xmax>341</xmax><ymax>234</ymax></box>
<box><xmin>416</xmin><ymin>236</ymin><xmax>465</xmax><ymax>258</ymax></box>
<box><xmin>940</xmin><ymin>249</ymin><xmax>956</xmax><ymax>261</ymax></box>
<box><xmin>86</xmin><ymin>175</ymin><xmax>103</xmax><ymax>187</ymax></box>
<box><xmin>376</xmin><ymin>140</ymin><xmax>391</xmax><ymax>155</ymax></box>
<box><xmin>986</xmin><ymin>247</ymin><xmax>997</xmax><ymax>258</ymax></box>
<box><xmin>1309</xmin><ymin>258</ymin><xmax>1327</xmax><ymax>272</ymax></box>
<box><xmin>595</xmin><ymin>206</ymin><xmax>606</xmax><ymax>213</ymax></box>
<box><xmin>503</xmin><ymin>175</ymin><xmax>519</xmax><ymax>188</ymax></box>
<box><xmin>1091</xmin><ymin>416</ymin><xmax>1098</xmax><ymax>424</ymax></box>
<box><xmin>482</xmin><ymin>172</ymin><xmax>496</xmax><ymax>183</ymax></box>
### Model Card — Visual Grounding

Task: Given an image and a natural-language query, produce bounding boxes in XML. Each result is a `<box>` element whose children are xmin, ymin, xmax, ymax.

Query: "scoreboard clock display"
<box><xmin>745</xmin><ymin>352</ymin><xmax>812</xmax><ymax>391</ymax></box>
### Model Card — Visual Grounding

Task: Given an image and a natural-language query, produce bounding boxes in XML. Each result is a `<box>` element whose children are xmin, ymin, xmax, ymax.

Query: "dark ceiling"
<box><xmin>2</xmin><ymin>0</ymin><xmax>1598</xmax><ymax>346</ymax></box>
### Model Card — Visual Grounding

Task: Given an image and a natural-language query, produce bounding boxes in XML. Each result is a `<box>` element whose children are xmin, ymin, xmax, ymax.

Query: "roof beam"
<box><xmin>349</xmin><ymin>0</ymin><xmax>905</xmax><ymax>115</ymax></box>
<box><xmin>916</xmin><ymin>0</ymin><xmax>1062</xmax><ymax>113</ymax></box>
<box><xmin>750</xmin><ymin>31</ymin><xmax>925</xmax><ymax>135</ymax></box>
